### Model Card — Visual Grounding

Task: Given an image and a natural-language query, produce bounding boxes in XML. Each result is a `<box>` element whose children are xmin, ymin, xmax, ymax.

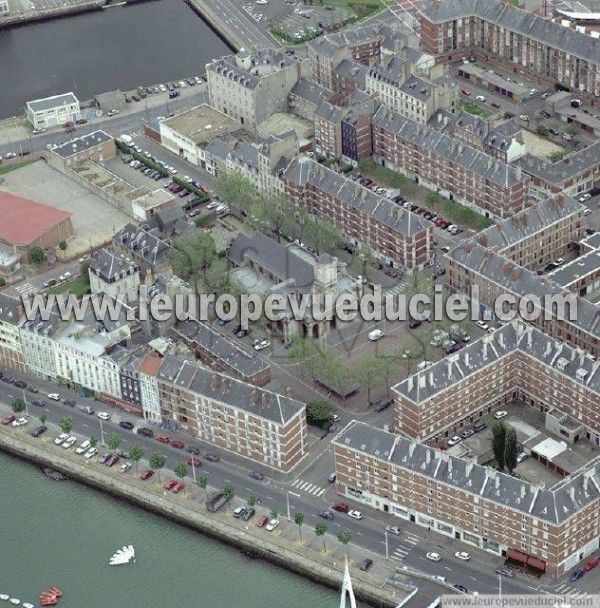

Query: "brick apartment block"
<box><xmin>418</xmin><ymin>0</ymin><xmax>600</xmax><ymax>97</ymax></box>
<box><xmin>333</xmin><ymin>419</ymin><xmax>600</xmax><ymax>577</ymax></box>
<box><xmin>282</xmin><ymin>157</ymin><xmax>433</xmax><ymax>269</ymax></box>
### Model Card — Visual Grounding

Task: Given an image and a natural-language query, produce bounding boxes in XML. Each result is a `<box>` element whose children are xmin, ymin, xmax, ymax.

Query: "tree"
<box><xmin>129</xmin><ymin>444</ymin><xmax>143</xmax><ymax>474</ymax></box>
<box><xmin>89</xmin><ymin>436</ymin><xmax>98</xmax><ymax>448</ymax></box>
<box><xmin>169</xmin><ymin>229</ymin><xmax>217</xmax><ymax>291</ymax></box>
<box><xmin>503</xmin><ymin>111</ymin><xmax>515</xmax><ymax>119</ymax></box>
<box><xmin>548</xmin><ymin>150</ymin><xmax>567</xmax><ymax>163</ymax></box>
<box><xmin>354</xmin><ymin>356</ymin><xmax>384</xmax><ymax>406</ymax></box>
<box><xmin>565</xmin><ymin>123</ymin><xmax>579</xmax><ymax>136</ymax></box>
<box><xmin>505</xmin><ymin>427</ymin><xmax>518</xmax><ymax>474</ymax></box>
<box><xmin>287</xmin><ymin>337</ymin><xmax>321</xmax><ymax>379</ymax></box>
<box><xmin>305</xmin><ymin>398</ymin><xmax>335</xmax><ymax>426</ymax></box>
<box><xmin>337</xmin><ymin>529</ymin><xmax>352</xmax><ymax>557</ymax></box>
<box><xmin>247</xmin><ymin>491</ymin><xmax>257</xmax><ymax>507</ymax></box>
<box><xmin>58</xmin><ymin>240</ymin><xmax>68</xmax><ymax>251</ymax></box>
<box><xmin>0</xmin><ymin>278</ymin><xmax>5</xmax><ymax>287</ymax></box>
<box><xmin>536</xmin><ymin>125</ymin><xmax>549</xmax><ymax>137</ymax></box>
<box><xmin>318</xmin><ymin>353</ymin><xmax>354</xmax><ymax>404</ymax></box>
<box><xmin>29</xmin><ymin>246</ymin><xmax>45</xmax><ymax>266</ymax></box>
<box><xmin>11</xmin><ymin>397</ymin><xmax>26</xmax><ymax>415</ymax></box>
<box><xmin>174</xmin><ymin>461</ymin><xmax>188</xmax><ymax>481</ymax></box>
<box><xmin>197</xmin><ymin>474</ymin><xmax>209</xmax><ymax>501</ymax></box>
<box><xmin>39</xmin><ymin>413</ymin><xmax>47</xmax><ymax>425</ymax></box>
<box><xmin>294</xmin><ymin>512</ymin><xmax>305</xmax><ymax>542</ymax></box>
<box><xmin>106</xmin><ymin>433</ymin><xmax>121</xmax><ymax>454</ymax></box>
<box><xmin>58</xmin><ymin>416</ymin><xmax>74</xmax><ymax>434</ymax></box>
<box><xmin>315</xmin><ymin>522</ymin><xmax>328</xmax><ymax>552</ymax></box>
<box><xmin>492</xmin><ymin>421</ymin><xmax>507</xmax><ymax>471</ymax></box>
<box><xmin>149</xmin><ymin>452</ymin><xmax>166</xmax><ymax>483</ymax></box>
<box><xmin>223</xmin><ymin>482</ymin><xmax>234</xmax><ymax>509</ymax></box>
<box><xmin>269</xmin><ymin>507</ymin><xmax>278</xmax><ymax>520</ymax></box>
<box><xmin>304</xmin><ymin>216</ymin><xmax>342</xmax><ymax>256</ymax></box>
<box><xmin>213</xmin><ymin>171</ymin><xmax>259</xmax><ymax>214</ymax></box>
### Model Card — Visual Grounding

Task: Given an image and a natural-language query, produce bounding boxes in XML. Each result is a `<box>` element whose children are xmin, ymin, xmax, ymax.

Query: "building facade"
<box><xmin>0</xmin><ymin>294</ymin><xmax>25</xmax><ymax>373</ymax></box>
<box><xmin>26</xmin><ymin>92</ymin><xmax>81</xmax><ymax>129</ymax></box>
<box><xmin>88</xmin><ymin>249</ymin><xmax>140</xmax><ymax>304</ymax></box>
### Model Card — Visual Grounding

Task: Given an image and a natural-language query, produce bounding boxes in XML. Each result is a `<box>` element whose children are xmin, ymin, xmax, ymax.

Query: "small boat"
<box><xmin>109</xmin><ymin>544</ymin><xmax>135</xmax><ymax>565</ymax></box>
<box><xmin>23</xmin><ymin>603</ymin><xmax>34</xmax><ymax>608</ymax></box>
<box><xmin>48</xmin><ymin>588</ymin><xmax>62</xmax><ymax>598</ymax></box>
<box><xmin>9</xmin><ymin>600</ymin><xmax>20</xmax><ymax>605</ymax></box>
<box><xmin>40</xmin><ymin>598</ymin><xmax>57</xmax><ymax>607</ymax></box>
<box><xmin>0</xmin><ymin>595</ymin><xmax>9</xmax><ymax>601</ymax></box>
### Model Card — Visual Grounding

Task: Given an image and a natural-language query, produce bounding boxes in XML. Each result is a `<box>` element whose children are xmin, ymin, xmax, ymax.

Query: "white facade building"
<box><xmin>0</xmin><ymin>0</ymin><xmax>10</xmax><ymax>16</ymax></box>
<box><xmin>26</xmin><ymin>92</ymin><xmax>80</xmax><ymax>130</ymax></box>
<box><xmin>20</xmin><ymin>320</ymin><xmax>59</xmax><ymax>380</ymax></box>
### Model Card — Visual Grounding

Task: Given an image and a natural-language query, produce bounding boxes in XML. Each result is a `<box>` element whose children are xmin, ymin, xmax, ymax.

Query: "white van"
<box><xmin>368</xmin><ymin>329</ymin><xmax>384</xmax><ymax>341</ymax></box>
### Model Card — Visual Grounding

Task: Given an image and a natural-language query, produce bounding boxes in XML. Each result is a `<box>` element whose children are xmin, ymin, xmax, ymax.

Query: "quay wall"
<box><xmin>0</xmin><ymin>429</ymin><xmax>406</xmax><ymax>608</ymax></box>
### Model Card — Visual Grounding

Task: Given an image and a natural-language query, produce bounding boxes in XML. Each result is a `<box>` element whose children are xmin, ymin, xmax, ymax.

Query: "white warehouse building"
<box><xmin>26</xmin><ymin>92</ymin><xmax>81</xmax><ymax>129</ymax></box>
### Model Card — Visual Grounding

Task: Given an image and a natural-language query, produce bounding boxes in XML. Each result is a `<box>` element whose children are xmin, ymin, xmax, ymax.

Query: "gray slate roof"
<box><xmin>156</xmin><ymin>355</ymin><xmax>304</xmax><ymax>425</ymax></box>
<box><xmin>112</xmin><ymin>223</ymin><xmax>171</xmax><ymax>268</ymax></box>
<box><xmin>290</xmin><ymin>78</ymin><xmax>334</xmax><ymax>106</ymax></box>
<box><xmin>308</xmin><ymin>23</ymin><xmax>384</xmax><ymax>58</ymax></box>
<box><xmin>420</xmin><ymin>0</ymin><xmax>600</xmax><ymax>65</ymax></box>
<box><xmin>283</xmin><ymin>156</ymin><xmax>429</xmax><ymax>237</ymax></box>
<box><xmin>27</xmin><ymin>92</ymin><xmax>78</xmax><ymax>113</ymax></box>
<box><xmin>475</xmin><ymin>194</ymin><xmax>584</xmax><ymax>252</ymax></box>
<box><xmin>53</xmin><ymin>130</ymin><xmax>113</xmax><ymax>159</ymax></box>
<box><xmin>0</xmin><ymin>293</ymin><xmax>22</xmax><ymax>325</ymax></box>
<box><xmin>89</xmin><ymin>248</ymin><xmax>138</xmax><ymax>283</ymax></box>
<box><xmin>372</xmin><ymin>106</ymin><xmax>527</xmax><ymax>188</ymax></box>
<box><xmin>334</xmin><ymin>419</ymin><xmax>600</xmax><ymax>524</ymax></box>
<box><xmin>547</xmin><ymin>250</ymin><xmax>600</xmax><ymax>288</ymax></box>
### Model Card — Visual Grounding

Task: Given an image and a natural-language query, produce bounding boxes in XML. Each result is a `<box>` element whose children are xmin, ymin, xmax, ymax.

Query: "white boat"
<box><xmin>109</xmin><ymin>544</ymin><xmax>135</xmax><ymax>565</ymax></box>
<box><xmin>0</xmin><ymin>595</ymin><xmax>9</xmax><ymax>601</ymax></box>
<box><xmin>9</xmin><ymin>599</ymin><xmax>20</xmax><ymax>605</ymax></box>
<box><xmin>23</xmin><ymin>603</ymin><xmax>34</xmax><ymax>608</ymax></box>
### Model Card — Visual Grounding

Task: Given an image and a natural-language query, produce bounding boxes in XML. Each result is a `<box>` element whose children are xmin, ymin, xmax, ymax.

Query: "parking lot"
<box><xmin>273</xmin><ymin>5</ymin><xmax>351</xmax><ymax>41</ymax></box>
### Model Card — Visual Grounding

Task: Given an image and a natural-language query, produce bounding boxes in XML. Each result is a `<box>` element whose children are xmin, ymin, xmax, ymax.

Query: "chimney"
<box><xmin>464</xmin><ymin>352</ymin><xmax>469</xmax><ymax>367</ymax></box>
<box><xmin>447</xmin><ymin>457</ymin><xmax>453</xmax><ymax>473</ymax></box>
<box><xmin>579</xmin><ymin>350</ymin><xmax>585</xmax><ymax>366</ymax></box>
<box><xmin>419</xmin><ymin>374</ymin><xmax>426</xmax><ymax>388</ymax></box>
<box><xmin>520</xmin><ymin>484</ymin><xmax>526</xmax><ymax>499</ymax></box>
<box><xmin>569</xmin><ymin>486</ymin><xmax>575</xmax><ymax>502</ymax></box>
<box><xmin>498</xmin><ymin>332</ymin><xmax>504</xmax><ymax>348</ymax></box>
<box><xmin>447</xmin><ymin>360</ymin><xmax>453</xmax><ymax>378</ymax></box>
<box><xmin>527</xmin><ymin>325</ymin><xmax>533</xmax><ymax>348</ymax></box>
<box><xmin>482</xmin><ymin>340</ymin><xmax>488</xmax><ymax>360</ymax></box>
<box><xmin>251</xmin><ymin>389</ymin><xmax>258</xmax><ymax>404</ymax></box>
<box><xmin>211</xmin><ymin>374</ymin><xmax>218</xmax><ymax>390</ymax></box>
<box><xmin>285</xmin><ymin>386</ymin><xmax>293</xmax><ymax>398</ymax></box>
<box><xmin>466</xmin><ymin>461</ymin><xmax>474</xmax><ymax>476</ymax></box>
<box><xmin>495</xmin><ymin>475</ymin><xmax>501</xmax><ymax>489</ymax></box>
<box><xmin>408</xmin><ymin>376</ymin><xmax>414</xmax><ymax>391</ymax></box>
<box><xmin>428</xmin><ymin>372</ymin><xmax>434</xmax><ymax>386</ymax></box>
<box><xmin>221</xmin><ymin>379</ymin><xmax>229</xmax><ymax>394</ymax></box>
<box><xmin>409</xmin><ymin>442</ymin><xmax>416</xmax><ymax>457</ymax></box>
<box><xmin>425</xmin><ymin>450</ymin><xmax>431</xmax><ymax>465</ymax></box>
<box><xmin>261</xmin><ymin>393</ymin><xmax>268</xmax><ymax>408</ymax></box>
<box><xmin>516</xmin><ymin>165</ymin><xmax>522</xmax><ymax>181</ymax></box>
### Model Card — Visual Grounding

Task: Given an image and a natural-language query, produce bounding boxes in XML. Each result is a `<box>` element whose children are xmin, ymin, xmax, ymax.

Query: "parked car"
<box><xmin>76</xmin><ymin>440</ymin><xmax>92</xmax><ymax>454</ymax></box>
<box><xmin>30</xmin><ymin>425</ymin><xmax>47</xmax><ymax>438</ymax></box>
<box><xmin>454</xmin><ymin>585</ymin><xmax>468</xmax><ymax>593</ymax></box>
<box><xmin>494</xmin><ymin>410</ymin><xmax>508</xmax><ymax>420</ymax></box>
<box><xmin>205</xmin><ymin>453</ymin><xmax>220</xmax><ymax>462</ymax></box>
<box><xmin>348</xmin><ymin>510</ymin><xmax>363</xmax><ymax>520</ymax></box>
<box><xmin>171</xmin><ymin>440</ymin><xmax>185</xmax><ymax>449</ymax></box>
<box><xmin>97</xmin><ymin>411</ymin><xmax>110</xmax><ymax>420</ymax></box>
<box><xmin>1</xmin><ymin>415</ymin><xmax>15</xmax><ymax>425</ymax></box>
<box><xmin>120</xmin><ymin>462</ymin><xmax>132</xmax><ymax>473</ymax></box>
<box><xmin>516</xmin><ymin>451</ymin><xmax>529</xmax><ymax>463</ymax></box>
<box><xmin>448</xmin><ymin>436</ymin><xmax>462</xmax><ymax>446</ymax></box>
<box><xmin>140</xmin><ymin>469</ymin><xmax>154</xmax><ymax>480</ymax></box>
<box><xmin>359</xmin><ymin>559</ymin><xmax>373</xmax><ymax>571</ymax></box>
<box><xmin>570</xmin><ymin>569</ymin><xmax>585</xmax><ymax>581</ymax></box>
<box><xmin>12</xmin><ymin>417</ymin><xmax>28</xmax><ymax>427</ymax></box>
<box><xmin>426</xmin><ymin>552</ymin><xmax>441</xmax><ymax>562</ymax></box>
<box><xmin>265</xmin><ymin>519</ymin><xmax>280</xmax><ymax>532</ymax></box>
<box><xmin>257</xmin><ymin>515</ymin><xmax>269</xmax><ymax>528</ymax></box>
<box><xmin>241</xmin><ymin>507</ymin><xmax>255</xmax><ymax>521</ymax></box>
<box><xmin>63</xmin><ymin>399</ymin><xmax>76</xmax><ymax>407</ymax></box>
<box><xmin>84</xmin><ymin>447</ymin><xmax>98</xmax><ymax>460</ymax></box>
<box><xmin>454</xmin><ymin>551</ymin><xmax>470</xmax><ymax>561</ymax></box>
<box><xmin>187</xmin><ymin>458</ymin><xmax>202</xmax><ymax>467</ymax></box>
<box><xmin>318</xmin><ymin>510</ymin><xmax>335</xmax><ymax>520</ymax></box>
<box><xmin>472</xmin><ymin>420</ymin><xmax>487</xmax><ymax>432</ymax></box>
<box><xmin>233</xmin><ymin>506</ymin><xmax>246</xmax><ymax>518</ymax></box>
<box><xmin>156</xmin><ymin>435</ymin><xmax>170</xmax><ymax>444</ymax></box>
<box><xmin>583</xmin><ymin>558</ymin><xmax>599</xmax><ymax>571</ymax></box>
<box><xmin>98</xmin><ymin>452</ymin><xmax>112</xmax><ymax>464</ymax></box>
<box><xmin>461</xmin><ymin>428</ymin><xmax>475</xmax><ymax>439</ymax></box>
<box><xmin>249</xmin><ymin>471</ymin><xmax>265</xmax><ymax>480</ymax></box>
<box><xmin>332</xmin><ymin>503</ymin><xmax>349</xmax><ymax>513</ymax></box>
<box><xmin>137</xmin><ymin>427</ymin><xmax>154</xmax><ymax>438</ymax></box>
<box><xmin>386</xmin><ymin>526</ymin><xmax>401</xmax><ymax>536</ymax></box>
<box><xmin>119</xmin><ymin>421</ymin><xmax>134</xmax><ymax>430</ymax></box>
<box><xmin>48</xmin><ymin>393</ymin><xmax>60</xmax><ymax>401</ymax></box>
<box><xmin>374</xmin><ymin>398</ymin><xmax>392</xmax><ymax>413</ymax></box>
<box><xmin>476</xmin><ymin>95</ymin><xmax>486</xmax><ymax>102</ymax></box>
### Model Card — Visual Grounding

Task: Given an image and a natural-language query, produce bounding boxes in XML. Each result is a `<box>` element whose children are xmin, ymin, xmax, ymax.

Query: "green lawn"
<box><xmin>461</xmin><ymin>101</ymin><xmax>493</xmax><ymax>118</ymax></box>
<box><xmin>0</xmin><ymin>159</ymin><xmax>38</xmax><ymax>175</ymax></box>
<box><xmin>48</xmin><ymin>275</ymin><xmax>90</xmax><ymax>298</ymax></box>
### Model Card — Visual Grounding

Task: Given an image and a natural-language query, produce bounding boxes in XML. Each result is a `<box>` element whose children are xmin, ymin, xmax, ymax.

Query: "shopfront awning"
<box><xmin>506</xmin><ymin>549</ymin><xmax>528</xmax><ymax>564</ymax></box>
<box><xmin>527</xmin><ymin>556</ymin><xmax>546</xmax><ymax>572</ymax></box>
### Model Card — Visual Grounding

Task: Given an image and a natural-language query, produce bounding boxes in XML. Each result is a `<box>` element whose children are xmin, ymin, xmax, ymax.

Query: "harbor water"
<box><xmin>0</xmin><ymin>0</ymin><xmax>230</xmax><ymax>118</ymax></box>
<box><xmin>0</xmin><ymin>452</ymin><xmax>341</xmax><ymax>608</ymax></box>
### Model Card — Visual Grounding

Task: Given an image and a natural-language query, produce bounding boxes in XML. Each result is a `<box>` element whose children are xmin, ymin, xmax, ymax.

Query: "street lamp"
<box><xmin>190</xmin><ymin>457</ymin><xmax>197</xmax><ymax>483</ymax></box>
<box><xmin>286</xmin><ymin>491</ymin><xmax>301</xmax><ymax>521</ymax></box>
<box><xmin>99</xmin><ymin>418</ymin><xmax>105</xmax><ymax>446</ymax></box>
<box><xmin>384</xmin><ymin>529</ymin><xmax>389</xmax><ymax>560</ymax></box>
<box><xmin>22</xmin><ymin>388</ymin><xmax>28</xmax><ymax>416</ymax></box>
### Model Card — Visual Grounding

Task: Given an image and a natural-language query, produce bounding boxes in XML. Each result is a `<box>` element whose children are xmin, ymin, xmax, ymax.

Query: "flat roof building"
<box><xmin>26</xmin><ymin>92</ymin><xmax>80</xmax><ymax>129</ymax></box>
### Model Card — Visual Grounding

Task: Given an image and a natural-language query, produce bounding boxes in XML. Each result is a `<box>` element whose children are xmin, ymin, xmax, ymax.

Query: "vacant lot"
<box><xmin>1</xmin><ymin>160</ymin><xmax>131</xmax><ymax>255</ymax></box>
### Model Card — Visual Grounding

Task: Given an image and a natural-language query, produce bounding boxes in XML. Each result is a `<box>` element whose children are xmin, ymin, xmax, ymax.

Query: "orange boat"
<box><xmin>48</xmin><ymin>588</ymin><xmax>63</xmax><ymax>598</ymax></box>
<box><xmin>41</xmin><ymin>598</ymin><xmax>57</xmax><ymax>606</ymax></box>
<box><xmin>40</xmin><ymin>593</ymin><xmax>56</xmax><ymax>600</ymax></box>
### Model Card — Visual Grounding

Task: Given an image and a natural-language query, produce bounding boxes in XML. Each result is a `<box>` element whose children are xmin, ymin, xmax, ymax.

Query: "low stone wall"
<box><xmin>0</xmin><ymin>429</ymin><xmax>406</xmax><ymax>608</ymax></box>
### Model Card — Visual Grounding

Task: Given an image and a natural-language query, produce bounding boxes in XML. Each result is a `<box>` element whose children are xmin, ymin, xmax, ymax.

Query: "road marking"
<box><xmin>444</xmin><ymin>566</ymin><xmax>452</xmax><ymax>571</ymax></box>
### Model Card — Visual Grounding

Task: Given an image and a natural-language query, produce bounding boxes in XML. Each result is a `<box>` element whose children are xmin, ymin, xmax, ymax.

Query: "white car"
<box><xmin>476</xmin><ymin>95</ymin><xmax>486</xmax><ymax>102</ymax></box>
<box><xmin>494</xmin><ymin>410</ymin><xmax>508</xmax><ymax>420</ymax></box>
<box><xmin>455</xmin><ymin>551</ymin><xmax>471</xmax><ymax>561</ymax></box>
<box><xmin>426</xmin><ymin>552</ymin><xmax>442</xmax><ymax>562</ymax></box>
<box><xmin>159</xmin><ymin>84</ymin><xmax>167</xmax><ymax>92</ymax></box>
<box><xmin>447</xmin><ymin>435</ymin><xmax>462</xmax><ymax>446</ymax></box>
<box><xmin>516</xmin><ymin>451</ymin><xmax>529</xmax><ymax>463</ymax></box>
<box><xmin>107</xmin><ymin>109</ymin><xmax>119</xmax><ymax>116</ymax></box>
<box><xmin>32</xmin><ymin>128</ymin><xmax>46</xmax><ymax>134</ymax></box>
<box><xmin>48</xmin><ymin>393</ymin><xmax>60</xmax><ymax>401</ymax></box>
<box><xmin>386</xmin><ymin>526</ymin><xmax>401</xmax><ymax>536</ymax></box>
<box><xmin>254</xmin><ymin>340</ymin><xmax>270</xmax><ymax>351</ymax></box>
<box><xmin>76</xmin><ymin>440</ymin><xmax>92</xmax><ymax>454</ymax></box>
<box><xmin>12</xmin><ymin>417</ymin><xmax>29</xmax><ymax>427</ymax></box>
<box><xmin>120</xmin><ymin>462</ymin><xmax>132</xmax><ymax>473</ymax></box>
<box><xmin>476</xmin><ymin>321</ymin><xmax>489</xmax><ymax>330</ymax></box>
<box><xmin>348</xmin><ymin>510</ymin><xmax>363</xmax><ymax>520</ymax></box>
<box><xmin>62</xmin><ymin>436</ymin><xmax>77</xmax><ymax>449</ymax></box>
<box><xmin>207</xmin><ymin>201</ymin><xmax>220</xmax><ymax>210</ymax></box>
<box><xmin>579</xmin><ymin>193</ymin><xmax>591</xmax><ymax>203</ymax></box>
<box><xmin>63</xmin><ymin>271</ymin><xmax>72</xmax><ymax>280</ymax></box>
<box><xmin>54</xmin><ymin>433</ymin><xmax>69</xmax><ymax>445</ymax></box>
<box><xmin>168</xmin><ymin>167</ymin><xmax>178</xmax><ymax>175</ymax></box>
<box><xmin>84</xmin><ymin>447</ymin><xmax>98</xmax><ymax>460</ymax></box>
<box><xmin>553</xmin><ymin>258</ymin><xmax>565</xmax><ymax>266</ymax></box>
<box><xmin>97</xmin><ymin>412</ymin><xmax>110</xmax><ymax>421</ymax></box>
<box><xmin>265</xmin><ymin>519</ymin><xmax>280</xmax><ymax>531</ymax></box>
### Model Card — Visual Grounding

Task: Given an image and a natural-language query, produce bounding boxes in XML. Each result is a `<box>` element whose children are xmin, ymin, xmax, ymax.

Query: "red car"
<box><xmin>332</xmin><ymin>503</ymin><xmax>350</xmax><ymax>513</ymax></box>
<box><xmin>491</xmin><ymin>102</ymin><xmax>501</xmax><ymax>109</ymax></box>
<box><xmin>171</xmin><ymin>440</ymin><xmax>185</xmax><ymax>449</ymax></box>
<box><xmin>2</xmin><ymin>415</ymin><xmax>15</xmax><ymax>425</ymax></box>
<box><xmin>583</xmin><ymin>558</ymin><xmax>599</xmax><ymax>571</ymax></box>
<box><xmin>461</xmin><ymin>89</ymin><xmax>471</xmax><ymax>96</ymax></box>
<box><xmin>187</xmin><ymin>457</ymin><xmax>202</xmax><ymax>467</ymax></box>
<box><xmin>156</xmin><ymin>435</ymin><xmax>170</xmax><ymax>444</ymax></box>
<box><xmin>140</xmin><ymin>469</ymin><xmax>154</xmax><ymax>480</ymax></box>
<box><xmin>257</xmin><ymin>515</ymin><xmax>269</xmax><ymax>528</ymax></box>
<box><xmin>172</xmin><ymin>482</ymin><xmax>185</xmax><ymax>494</ymax></box>
<box><xmin>165</xmin><ymin>479</ymin><xmax>178</xmax><ymax>490</ymax></box>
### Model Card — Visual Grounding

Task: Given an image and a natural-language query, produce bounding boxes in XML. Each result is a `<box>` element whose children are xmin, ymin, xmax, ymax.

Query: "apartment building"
<box><xmin>365</xmin><ymin>58</ymin><xmax>457</xmax><ymax>125</ymax></box>
<box><xmin>333</xmin><ymin>420</ymin><xmax>600</xmax><ymax>576</ymax></box>
<box><xmin>88</xmin><ymin>248</ymin><xmax>140</xmax><ymax>304</ymax></box>
<box><xmin>19</xmin><ymin>308</ymin><xmax>61</xmax><ymax>380</ymax></box>
<box><xmin>393</xmin><ymin>320</ymin><xmax>600</xmax><ymax>445</ymax></box>
<box><xmin>26</xmin><ymin>92</ymin><xmax>80</xmax><ymax>130</ymax></box>
<box><xmin>288</xmin><ymin>78</ymin><xmax>334</xmax><ymax>122</ymax></box>
<box><xmin>418</xmin><ymin>0</ymin><xmax>600</xmax><ymax>97</ymax></box>
<box><xmin>155</xmin><ymin>356</ymin><xmax>308</xmax><ymax>472</ymax></box>
<box><xmin>48</xmin><ymin>131</ymin><xmax>116</xmax><ymax>170</ymax></box>
<box><xmin>171</xmin><ymin>318</ymin><xmax>271</xmax><ymax>386</ymax></box>
<box><xmin>372</xmin><ymin>106</ymin><xmax>530</xmax><ymax>219</ymax></box>
<box><xmin>341</xmin><ymin>107</ymin><xmax>373</xmax><ymax>166</ymax></box>
<box><xmin>473</xmin><ymin>193</ymin><xmax>586</xmax><ymax>270</ymax></box>
<box><xmin>548</xmin><ymin>233</ymin><xmax>600</xmax><ymax>297</ymax></box>
<box><xmin>282</xmin><ymin>157</ymin><xmax>433</xmax><ymax>270</ymax></box>
<box><xmin>112</xmin><ymin>223</ymin><xmax>173</xmax><ymax>278</ymax></box>
<box><xmin>138</xmin><ymin>355</ymin><xmax>163</xmax><ymax>421</ymax></box>
<box><xmin>0</xmin><ymin>294</ymin><xmax>25</xmax><ymax>373</ymax></box>
<box><xmin>207</xmin><ymin>49</ymin><xmax>306</xmax><ymax>133</ymax></box>
<box><xmin>314</xmin><ymin>102</ymin><xmax>344</xmax><ymax>158</ymax></box>
<box><xmin>445</xmin><ymin>240</ymin><xmax>600</xmax><ymax>357</ymax></box>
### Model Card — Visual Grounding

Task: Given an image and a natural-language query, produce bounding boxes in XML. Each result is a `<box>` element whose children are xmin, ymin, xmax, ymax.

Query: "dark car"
<box><xmin>26</xmin><ymin>386</ymin><xmax>39</xmax><ymax>394</ymax></box>
<box><xmin>241</xmin><ymin>507</ymin><xmax>255</xmax><ymax>521</ymax></box>
<box><xmin>1</xmin><ymin>376</ymin><xmax>14</xmax><ymax>383</ymax></box>
<box><xmin>454</xmin><ymin>585</ymin><xmax>468</xmax><ymax>593</ymax></box>
<box><xmin>63</xmin><ymin>399</ymin><xmax>76</xmax><ymax>407</ymax></box>
<box><xmin>99</xmin><ymin>453</ymin><xmax>112</xmax><ymax>465</ymax></box>
<box><xmin>116</xmin><ymin>449</ymin><xmax>129</xmax><ymax>459</ymax></box>
<box><xmin>318</xmin><ymin>510</ymin><xmax>334</xmax><ymax>520</ymax></box>
<box><xmin>119</xmin><ymin>421</ymin><xmax>134</xmax><ymax>430</ymax></box>
<box><xmin>205</xmin><ymin>453</ymin><xmax>220</xmax><ymax>462</ymax></box>
<box><xmin>359</xmin><ymin>559</ymin><xmax>373</xmax><ymax>572</ymax></box>
<box><xmin>30</xmin><ymin>425</ymin><xmax>47</xmax><ymax>438</ymax></box>
<box><xmin>461</xmin><ymin>428</ymin><xmax>475</xmax><ymax>439</ymax></box>
<box><xmin>14</xmin><ymin>380</ymin><xmax>26</xmax><ymax>388</ymax></box>
<box><xmin>249</xmin><ymin>471</ymin><xmax>265</xmax><ymax>481</ymax></box>
<box><xmin>32</xmin><ymin>400</ymin><xmax>47</xmax><ymax>407</ymax></box>
<box><xmin>408</xmin><ymin>320</ymin><xmax>422</xmax><ymax>329</ymax></box>
<box><xmin>132</xmin><ymin>95</ymin><xmax>141</xmax><ymax>102</ymax></box>
<box><xmin>169</xmin><ymin>91</ymin><xmax>180</xmax><ymax>98</ymax></box>
<box><xmin>186</xmin><ymin>446</ymin><xmax>201</xmax><ymax>455</ymax></box>
<box><xmin>75</xmin><ymin>118</ymin><xmax>88</xmax><ymax>125</ymax></box>
<box><xmin>570</xmin><ymin>569</ymin><xmax>585</xmax><ymax>582</ymax></box>
<box><xmin>472</xmin><ymin>420</ymin><xmax>487</xmax><ymax>433</ymax></box>
<box><xmin>137</xmin><ymin>427</ymin><xmax>154</xmax><ymax>438</ymax></box>
<box><xmin>374</xmin><ymin>398</ymin><xmax>392</xmax><ymax>413</ymax></box>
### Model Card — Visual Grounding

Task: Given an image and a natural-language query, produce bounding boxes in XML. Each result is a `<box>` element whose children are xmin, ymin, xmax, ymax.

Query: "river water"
<box><xmin>0</xmin><ymin>0</ymin><xmax>230</xmax><ymax>117</ymax></box>
<box><xmin>0</xmin><ymin>452</ymin><xmax>340</xmax><ymax>608</ymax></box>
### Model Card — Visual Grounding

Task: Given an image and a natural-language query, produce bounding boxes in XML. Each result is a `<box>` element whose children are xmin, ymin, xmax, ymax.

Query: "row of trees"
<box><xmin>492</xmin><ymin>421</ymin><xmax>519</xmax><ymax>474</ymax></box>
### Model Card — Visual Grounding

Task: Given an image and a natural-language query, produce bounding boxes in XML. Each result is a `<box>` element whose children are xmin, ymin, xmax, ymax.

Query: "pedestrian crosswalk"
<box><xmin>390</xmin><ymin>533</ymin><xmax>420</xmax><ymax>562</ymax></box>
<box><xmin>14</xmin><ymin>282</ymin><xmax>38</xmax><ymax>298</ymax></box>
<box><xmin>291</xmin><ymin>478</ymin><xmax>327</xmax><ymax>497</ymax></box>
<box><xmin>385</xmin><ymin>280</ymin><xmax>408</xmax><ymax>299</ymax></box>
<box><xmin>555</xmin><ymin>584</ymin><xmax>590</xmax><ymax>598</ymax></box>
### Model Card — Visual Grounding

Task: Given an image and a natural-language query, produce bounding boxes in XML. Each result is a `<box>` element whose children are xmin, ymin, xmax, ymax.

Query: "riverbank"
<box><xmin>0</xmin><ymin>428</ymin><xmax>407</xmax><ymax>608</ymax></box>
<box><xmin>0</xmin><ymin>0</ymin><xmax>105</xmax><ymax>30</ymax></box>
